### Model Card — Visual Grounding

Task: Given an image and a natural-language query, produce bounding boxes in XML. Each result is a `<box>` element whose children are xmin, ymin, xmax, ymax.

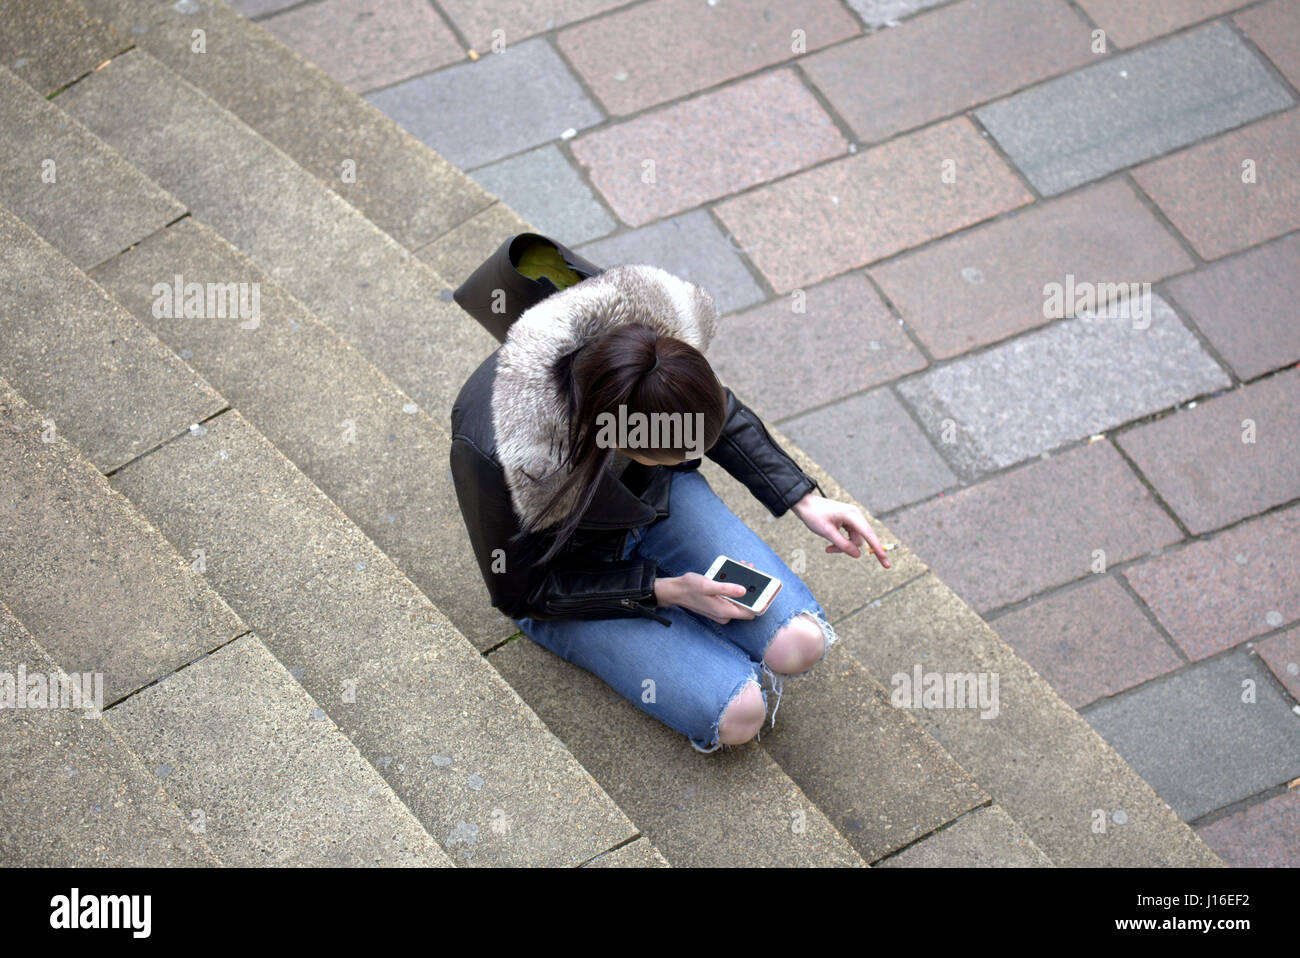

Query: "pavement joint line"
<box><xmin>702</xmin><ymin>203</ymin><xmax>778</xmax><ymax>303</ymax></box>
<box><xmin>101</xmin><ymin>405</ymin><xmax>233</xmax><ymax>480</ymax></box>
<box><xmin>1076</xmin><ymin>635</ymin><xmax>1300</xmax><ymax>739</ymax></box>
<box><xmin>1108</xmin><ymin>423</ymin><xmax>1199</xmax><ymax>540</ymax></box>
<box><xmin>1111</xmin><ymin>569</ymin><xmax>1195</xmax><ymax>669</ymax></box>
<box><xmin>99</xmin><ymin>629</ymin><xmax>256</xmax><ymax>715</ymax></box>
<box><xmin>829</xmin><ymin>569</ymin><xmax>932</xmax><ymax>627</ymax></box>
<box><xmin>1124</xmin><ymin>171</ymin><xmax>1211</xmax><ymax>271</ymax></box>
<box><xmin>977</xmin><ymin>490</ymin><xmax>1300</xmax><ymax>627</ymax></box>
<box><xmin>859</xmin><ymin>266</ymin><xmax>938</xmax><ymax>365</ymax></box>
<box><xmin>42</xmin><ymin>39</ymin><xmax>138</xmax><ymax>101</ymax></box>
<box><xmin>1229</xmin><ymin>7</ymin><xmax>1300</xmax><ymax>105</ymax></box>
<box><xmin>1154</xmin><ymin>226</ymin><xmax>1300</xmax><ymax>289</ymax></box>
<box><xmin>1189</xmin><ymin>780</ymin><xmax>1296</xmax><ymax>830</ymax></box>
<box><xmin>574</xmin><ymin>833</ymin><xmax>647</xmax><ymax>867</ymax></box>
<box><xmin>864</xmin><ymin>797</ymin><xmax>998</xmax><ymax>866</ymax></box>
<box><xmin>964</xmin><ymin>108</ymin><xmax>1042</xmax><ymax>203</ymax></box>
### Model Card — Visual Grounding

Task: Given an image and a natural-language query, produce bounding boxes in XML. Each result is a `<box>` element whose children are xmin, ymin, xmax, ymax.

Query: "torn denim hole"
<box><xmin>690</xmin><ymin>673</ymin><xmax>761</xmax><ymax>755</ymax></box>
<box><xmin>756</xmin><ymin>608</ymin><xmax>839</xmax><ymax>736</ymax></box>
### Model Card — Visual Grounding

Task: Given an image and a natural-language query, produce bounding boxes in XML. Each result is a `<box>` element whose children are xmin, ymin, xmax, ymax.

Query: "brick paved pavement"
<box><xmin>241</xmin><ymin>0</ymin><xmax>1300</xmax><ymax>864</ymax></box>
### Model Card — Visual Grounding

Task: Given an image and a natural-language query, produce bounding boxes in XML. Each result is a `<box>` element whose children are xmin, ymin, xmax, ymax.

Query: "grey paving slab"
<box><xmin>756</xmin><ymin>642</ymin><xmax>988</xmax><ymax>863</ymax></box>
<box><xmin>109</xmin><ymin>409</ymin><xmax>639</xmax><ymax>867</ymax></box>
<box><xmin>1083</xmin><ymin>649</ymin><xmax>1300</xmax><ymax>822</ymax></box>
<box><xmin>845</xmin><ymin>0</ymin><xmax>947</xmax><ymax>27</ymax></box>
<box><xmin>837</xmin><ymin>573</ymin><xmax>1223</xmax><ymax>866</ymax></box>
<box><xmin>577</xmin><ymin>209</ymin><xmax>766</xmax><ymax>315</ymax></box>
<box><xmin>90</xmin><ymin>217</ymin><xmax>512</xmax><ymax>649</ymax></box>
<box><xmin>781</xmin><ymin>387</ymin><xmax>958</xmax><ymax>515</ymax></box>
<box><xmin>489</xmin><ymin>636</ymin><xmax>866</xmax><ymax>867</ymax></box>
<box><xmin>57</xmin><ymin>48</ymin><xmax>500</xmax><ymax>425</ymax></box>
<box><xmin>581</xmin><ymin>838</ymin><xmax>670</xmax><ymax>868</ymax></box>
<box><xmin>875</xmin><ymin>805</ymin><xmax>1053</xmax><ymax>867</ymax></box>
<box><xmin>366</xmin><ymin>36</ymin><xmax>603</xmax><ymax>169</ymax></box>
<box><xmin>0</xmin><ymin>380</ymin><xmax>244</xmax><ymax>704</ymax></box>
<box><xmin>0</xmin><ymin>0</ymin><xmax>128</xmax><ymax>96</ymax></box>
<box><xmin>0</xmin><ymin>67</ymin><xmax>185</xmax><ymax>271</ymax></box>
<box><xmin>81</xmin><ymin>0</ymin><xmax>494</xmax><ymax>250</ymax></box>
<box><xmin>468</xmin><ymin>145</ymin><xmax>615</xmax><ymax>245</ymax></box>
<box><xmin>975</xmin><ymin>23</ymin><xmax>1295</xmax><ymax>196</ymax></box>
<box><xmin>895</xmin><ymin>294</ymin><xmax>1231</xmax><ymax>479</ymax></box>
<box><xmin>0</xmin><ymin>206</ymin><xmax>225</xmax><ymax>473</ymax></box>
<box><xmin>0</xmin><ymin>603</ymin><xmax>220</xmax><ymax>867</ymax></box>
<box><xmin>107</xmin><ymin>633</ymin><xmax>451</xmax><ymax>866</ymax></box>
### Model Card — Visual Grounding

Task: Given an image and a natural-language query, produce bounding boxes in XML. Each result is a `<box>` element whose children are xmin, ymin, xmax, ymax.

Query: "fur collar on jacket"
<box><xmin>490</xmin><ymin>263</ymin><xmax>720</xmax><ymax>532</ymax></box>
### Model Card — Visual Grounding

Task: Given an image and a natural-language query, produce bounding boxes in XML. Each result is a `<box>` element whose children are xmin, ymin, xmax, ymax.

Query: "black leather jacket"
<box><xmin>448</xmin><ymin>236</ymin><xmax>824</xmax><ymax>627</ymax></box>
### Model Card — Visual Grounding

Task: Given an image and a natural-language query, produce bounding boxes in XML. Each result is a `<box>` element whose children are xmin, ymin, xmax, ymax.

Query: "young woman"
<box><xmin>450</xmin><ymin>260</ymin><xmax>890</xmax><ymax>753</ymax></box>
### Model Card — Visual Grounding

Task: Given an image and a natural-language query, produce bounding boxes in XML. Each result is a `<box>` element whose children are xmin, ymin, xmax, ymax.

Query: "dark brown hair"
<box><xmin>518</xmin><ymin>322</ymin><xmax>728</xmax><ymax>565</ymax></box>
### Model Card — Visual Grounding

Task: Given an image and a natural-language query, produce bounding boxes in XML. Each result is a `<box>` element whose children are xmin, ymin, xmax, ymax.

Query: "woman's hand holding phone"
<box><xmin>654</xmin><ymin>573</ymin><xmax>757</xmax><ymax>624</ymax></box>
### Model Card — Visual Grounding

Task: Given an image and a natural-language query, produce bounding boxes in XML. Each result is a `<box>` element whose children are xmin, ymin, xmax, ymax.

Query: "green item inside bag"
<box><xmin>515</xmin><ymin>239</ymin><xmax>582</xmax><ymax>289</ymax></box>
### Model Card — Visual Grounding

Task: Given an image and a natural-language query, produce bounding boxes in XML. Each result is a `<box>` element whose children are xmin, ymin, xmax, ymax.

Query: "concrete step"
<box><xmin>0</xmin><ymin>0</ymin><xmax>130</xmax><ymax>97</ymax></box>
<box><xmin>89</xmin><ymin>216</ymin><xmax>509</xmax><ymax>648</ymax></box>
<box><xmin>108</xmin><ymin>407</ymin><xmax>646</xmax><ymax>867</ymax></box>
<box><xmin>0</xmin><ymin>65</ymin><xmax>184</xmax><ymax>271</ymax></box>
<box><xmin>0</xmin><ymin>602</ymin><xmax>221</xmax><ymax>867</ymax></box>
<box><xmin>833</xmin><ymin>570</ymin><xmax>1225</xmax><ymax>867</ymax></box>
<box><xmin>874</xmin><ymin>805</ymin><xmax>1054</xmax><ymax>868</ymax></box>
<box><xmin>55</xmin><ymin>47</ymin><xmax>503</xmax><ymax>431</ymax></box>
<box><xmin>489</xmin><ymin>638</ymin><xmax>866</xmax><ymax>867</ymax></box>
<box><xmin>105</xmin><ymin>632</ymin><xmax>453</xmax><ymax>867</ymax></box>
<box><xmin>79</xmin><ymin>0</ymin><xmax>498</xmax><ymax>252</ymax></box>
<box><xmin>0</xmin><ymin>203</ymin><xmax>223</xmax><ymax>473</ymax></box>
<box><xmin>0</xmin><ymin>376</ymin><xmax>243</xmax><ymax>703</ymax></box>
<box><xmin>0</xmin><ymin>382</ymin><xmax>440</xmax><ymax>864</ymax></box>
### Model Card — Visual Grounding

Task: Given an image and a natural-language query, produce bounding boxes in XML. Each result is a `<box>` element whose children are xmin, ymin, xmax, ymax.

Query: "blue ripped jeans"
<box><xmin>516</xmin><ymin>468</ymin><xmax>837</xmax><ymax>754</ymax></box>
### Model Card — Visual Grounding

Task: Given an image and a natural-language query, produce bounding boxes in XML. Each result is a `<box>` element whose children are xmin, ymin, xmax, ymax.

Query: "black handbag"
<box><xmin>452</xmin><ymin>232</ymin><xmax>604</xmax><ymax>343</ymax></box>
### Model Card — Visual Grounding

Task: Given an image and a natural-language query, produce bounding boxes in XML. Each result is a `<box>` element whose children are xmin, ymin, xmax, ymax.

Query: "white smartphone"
<box><xmin>705</xmin><ymin>555</ymin><xmax>782</xmax><ymax>615</ymax></box>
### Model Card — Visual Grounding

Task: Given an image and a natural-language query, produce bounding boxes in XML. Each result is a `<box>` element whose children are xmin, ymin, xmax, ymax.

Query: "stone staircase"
<box><xmin>0</xmin><ymin>0</ymin><xmax>1223</xmax><ymax>867</ymax></box>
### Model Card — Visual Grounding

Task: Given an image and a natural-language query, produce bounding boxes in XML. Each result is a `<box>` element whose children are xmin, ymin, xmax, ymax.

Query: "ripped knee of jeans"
<box><xmin>690</xmin><ymin>673</ymin><xmax>765</xmax><ymax>754</ymax></box>
<box><xmin>755</xmin><ymin>608</ymin><xmax>838</xmax><ymax>734</ymax></box>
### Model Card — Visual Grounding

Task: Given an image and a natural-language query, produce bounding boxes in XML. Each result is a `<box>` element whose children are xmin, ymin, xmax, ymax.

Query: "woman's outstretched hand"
<box><xmin>790</xmin><ymin>493</ymin><xmax>891</xmax><ymax>569</ymax></box>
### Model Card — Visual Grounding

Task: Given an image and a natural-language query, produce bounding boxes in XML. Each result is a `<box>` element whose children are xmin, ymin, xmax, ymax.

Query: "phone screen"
<box><xmin>713</xmin><ymin>559</ymin><xmax>772</xmax><ymax>609</ymax></box>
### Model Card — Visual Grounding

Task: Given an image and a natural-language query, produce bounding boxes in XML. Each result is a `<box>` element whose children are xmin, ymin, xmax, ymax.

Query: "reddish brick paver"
<box><xmin>870</xmin><ymin>179</ymin><xmax>1193</xmax><ymax>358</ymax></box>
<box><xmin>1123</xmin><ymin>505</ymin><xmax>1300</xmax><ymax>660</ymax></box>
<box><xmin>1238</xmin><ymin>0</ymin><xmax>1300</xmax><ymax>89</ymax></box>
<box><xmin>704</xmin><ymin>271</ymin><xmax>926</xmax><ymax>421</ymax></box>
<box><xmin>1197</xmin><ymin>789</ymin><xmax>1300</xmax><ymax>867</ymax></box>
<box><xmin>889</xmin><ymin>441</ymin><xmax>1183</xmax><ymax>614</ymax></box>
<box><xmin>714</xmin><ymin>118</ymin><xmax>1034</xmax><ymax>294</ymax></box>
<box><xmin>261</xmin><ymin>0</ymin><xmax>464</xmax><ymax>93</ymax></box>
<box><xmin>1166</xmin><ymin>232</ymin><xmax>1300</xmax><ymax>381</ymax></box>
<box><xmin>569</xmin><ymin>70</ymin><xmax>846</xmax><ymax>227</ymax></box>
<box><xmin>1116</xmin><ymin>368</ymin><xmax>1300</xmax><ymax>534</ymax></box>
<box><xmin>1075</xmin><ymin>0</ymin><xmax>1256</xmax><ymax>47</ymax></box>
<box><xmin>990</xmin><ymin>575</ymin><xmax>1184</xmax><ymax>709</ymax></box>
<box><xmin>556</xmin><ymin>0</ymin><xmax>860</xmax><ymax>116</ymax></box>
<box><xmin>802</xmin><ymin>0</ymin><xmax>1095</xmax><ymax>146</ymax></box>
<box><xmin>1133</xmin><ymin>109</ymin><xmax>1300</xmax><ymax>261</ymax></box>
